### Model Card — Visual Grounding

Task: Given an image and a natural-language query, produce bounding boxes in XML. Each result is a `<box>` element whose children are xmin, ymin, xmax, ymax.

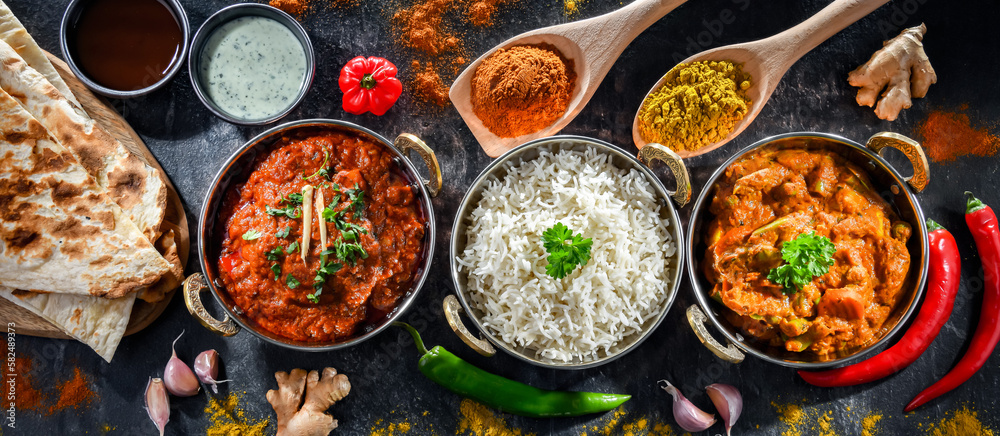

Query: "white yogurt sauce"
<box><xmin>199</xmin><ymin>16</ymin><xmax>307</xmax><ymax>121</ymax></box>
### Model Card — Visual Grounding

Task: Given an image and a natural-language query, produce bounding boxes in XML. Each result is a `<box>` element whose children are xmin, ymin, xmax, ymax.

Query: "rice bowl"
<box><xmin>450</xmin><ymin>137</ymin><xmax>687</xmax><ymax>368</ymax></box>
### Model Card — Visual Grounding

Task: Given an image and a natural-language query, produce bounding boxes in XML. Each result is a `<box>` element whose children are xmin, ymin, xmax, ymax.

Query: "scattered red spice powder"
<box><xmin>410</xmin><ymin>60</ymin><xmax>451</xmax><ymax>107</ymax></box>
<box><xmin>918</xmin><ymin>110</ymin><xmax>1000</xmax><ymax>163</ymax></box>
<box><xmin>269</xmin><ymin>0</ymin><xmax>310</xmax><ymax>16</ymax></box>
<box><xmin>13</xmin><ymin>357</ymin><xmax>44</xmax><ymax>414</ymax></box>
<box><xmin>392</xmin><ymin>0</ymin><xmax>520</xmax><ymax>107</ymax></box>
<box><xmin>50</xmin><ymin>367</ymin><xmax>95</xmax><ymax>414</ymax></box>
<box><xmin>12</xmin><ymin>357</ymin><xmax>96</xmax><ymax>416</ymax></box>
<box><xmin>394</xmin><ymin>0</ymin><xmax>460</xmax><ymax>57</ymax></box>
<box><xmin>467</xmin><ymin>0</ymin><xmax>517</xmax><ymax>27</ymax></box>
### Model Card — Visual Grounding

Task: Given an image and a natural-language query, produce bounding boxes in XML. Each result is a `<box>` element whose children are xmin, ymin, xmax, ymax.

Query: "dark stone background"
<box><xmin>6</xmin><ymin>0</ymin><xmax>1000</xmax><ymax>434</ymax></box>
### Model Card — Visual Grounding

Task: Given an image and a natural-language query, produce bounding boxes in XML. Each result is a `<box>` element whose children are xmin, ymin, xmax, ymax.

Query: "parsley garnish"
<box><xmin>265</xmin><ymin>246</ymin><xmax>284</xmax><ymax>261</ymax></box>
<box><xmin>337</xmin><ymin>221</ymin><xmax>368</xmax><ymax>241</ymax></box>
<box><xmin>346</xmin><ymin>184</ymin><xmax>365</xmax><ymax>217</ymax></box>
<box><xmin>286</xmin><ymin>274</ymin><xmax>300</xmax><ymax>289</ymax></box>
<box><xmin>266</xmin><ymin>204</ymin><xmax>301</xmax><ymax>219</ymax></box>
<box><xmin>270</xmin><ymin>263</ymin><xmax>281</xmax><ymax>280</ymax></box>
<box><xmin>767</xmin><ymin>232</ymin><xmax>837</xmax><ymax>294</ymax></box>
<box><xmin>542</xmin><ymin>223</ymin><xmax>593</xmax><ymax>279</ymax></box>
<box><xmin>285</xmin><ymin>241</ymin><xmax>299</xmax><ymax>254</ymax></box>
<box><xmin>333</xmin><ymin>238</ymin><xmax>368</xmax><ymax>266</ymax></box>
<box><xmin>322</xmin><ymin>202</ymin><xmax>342</xmax><ymax>223</ymax></box>
<box><xmin>242</xmin><ymin>229</ymin><xmax>262</xmax><ymax>240</ymax></box>
<box><xmin>275</xmin><ymin>226</ymin><xmax>291</xmax><ymax>238</ymax></box>
<box><xmin>280</xmin><ymin>192</ymin><xmax>303</xmax><ymax>205</ymax></box>
<box><xmin>307</xmin><ymin>259</ymin><xmax>343</xmax><ymax>303</ymax></box>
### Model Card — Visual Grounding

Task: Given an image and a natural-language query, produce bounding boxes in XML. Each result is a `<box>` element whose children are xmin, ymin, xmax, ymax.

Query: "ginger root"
<box><xmin>266</xmin><ymin>367</ymin><xmax>351</xmax><ymax>436</ymax></box>
<box><xmin>848</xmin><ymin>23</ymin><xmax>937</xmax><ymax>121</ymax></box>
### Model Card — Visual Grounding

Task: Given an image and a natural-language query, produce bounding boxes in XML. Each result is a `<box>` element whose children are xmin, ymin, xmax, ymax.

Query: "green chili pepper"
<box><xmin>394</xmin><ymin>322</ymin><xmax>630</xmax><ymax>418</ymax></box>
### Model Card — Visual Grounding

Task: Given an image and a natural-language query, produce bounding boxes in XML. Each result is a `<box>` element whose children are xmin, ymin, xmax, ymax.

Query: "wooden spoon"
<box><xmin>450</xmin><ymin>0</ymin><xmax>689</xmax><ymax>158</ymax></box>
<box><xmin>632</xmin><ymin>0</ymin><xmax>892</xmax><ymax>158</ymax></box>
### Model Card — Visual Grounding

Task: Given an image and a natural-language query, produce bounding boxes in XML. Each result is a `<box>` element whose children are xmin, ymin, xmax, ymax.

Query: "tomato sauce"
<box><xmin>703</xmin><ymin>147</ymin><xmax>911</xmax><ymax>356</ymax></box>
<box><xmin>217</xmin><ymin>129</ymin><xmax>426</xmax><ymax>342</ymax></box>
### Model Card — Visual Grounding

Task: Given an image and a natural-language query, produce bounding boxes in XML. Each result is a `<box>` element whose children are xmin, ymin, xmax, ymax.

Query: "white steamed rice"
<box><xmin>457</xmin><ymin>147</ymin><xmax>675</xmax><ymax>362</ymax></box>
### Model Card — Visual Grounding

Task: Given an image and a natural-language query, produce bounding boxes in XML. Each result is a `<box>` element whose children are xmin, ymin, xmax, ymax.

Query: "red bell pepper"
<box><xmin>338</xmin><ymin>56</ymin><xmax>403</xmax><ymax>116</ymax></box>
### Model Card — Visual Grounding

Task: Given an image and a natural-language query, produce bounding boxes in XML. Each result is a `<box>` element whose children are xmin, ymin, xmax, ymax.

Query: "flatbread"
<box><xmin>0</xmin><ymin>1</ymin><xmax>80</xmax><ymax>108</ymax></box>
<box><xmin>0</xmin><ymin>40</ymin><xmax>166</xmax><ymax>243</ymax></box>
<box><xmin>0</xmin><ymin>87</ymin><xmax>172</xmax><ymax>298</ymax></box>
<box><xmin>0</xmin><ymin>287</ymin><xmax>133</xmax><ymax>362</ymax></box>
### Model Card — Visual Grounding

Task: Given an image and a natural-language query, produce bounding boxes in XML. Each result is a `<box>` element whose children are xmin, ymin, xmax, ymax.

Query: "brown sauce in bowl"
<box><xmin>68</xmin><ymin>0</ymin><xmax>183</xmax><ymax>91</ymax></box>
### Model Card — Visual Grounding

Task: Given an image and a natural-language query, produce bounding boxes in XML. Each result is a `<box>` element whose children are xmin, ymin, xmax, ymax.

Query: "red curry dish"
<box><xmin>703</xmin><ymin>147</ymin><xmax>911</xmax><ymax>356</ymax></box>
<box><xmin>217</xmin><ymin>129</ymin><xmax>426</xmax><ymax>342</ymax></box>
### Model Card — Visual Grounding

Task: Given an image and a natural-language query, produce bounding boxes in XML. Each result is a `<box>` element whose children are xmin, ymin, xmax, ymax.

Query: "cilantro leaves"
<box><xmin>266</xmin><ymin>192</ymin><xmax>304</xmax><ymax>219</ymax></box>
<box><xmin>242</xmin><ymin>229</ymin><xmax>262</xmax><ymax>240</ymax></box>
<box><xmin>542</xmin><ymin>223</ymin><xmax>593</xmax><ymax>279</ymax></box>
<box><xmin>303</xmin><ymin>149</ymin><xmax>332</xmax><ymax>181</ymax></box>
<box><xmin>266</xmin><ymin>204</ymin><xmax>301</xmax><ymax>219</ymax></box>
<box><xmin>766</xmin><ymin>232</ymin><xmax>837</xmax><ymax>294</ymax></box>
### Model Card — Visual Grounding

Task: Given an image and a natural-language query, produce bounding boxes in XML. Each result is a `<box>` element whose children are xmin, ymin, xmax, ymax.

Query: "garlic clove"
<box><xmin>194</xmin><ymin>349</ymin><xmax>230</xmax><ymax>394</ymax></box>
<box><xmin>145</xmin><ymin>377</ymin><xmax>170</xmax><ymax>436</ymax></box>
<box><xmin>659</xmin><ymin>379</ymin><xmax>717</xmax><ymax>433</ymax></box>
<box><xmin>707</xmin><ymin>383</ymin><xmax>743</xmax><ymax>436</ymax></box>
<box><xmin>163</xmin><ymin>331</ymin><xmax>200</xmax><ymax>397</ymax></box>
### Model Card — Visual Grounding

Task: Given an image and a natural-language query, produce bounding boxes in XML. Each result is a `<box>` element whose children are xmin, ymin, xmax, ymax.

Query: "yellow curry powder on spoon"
<box><xmin>637</xmin><ymin>60</ymin><xmax>752</xmax><ymax>152</ymax></box>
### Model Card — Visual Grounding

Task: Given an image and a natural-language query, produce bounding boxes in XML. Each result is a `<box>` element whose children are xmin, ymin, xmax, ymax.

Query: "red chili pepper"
<box><xmin>338</xmin><ymin>56</ymin><xmax>403</xmax><ymax>116</ymax></box>
<box><xmin>904</xmin><ymin>192</ymin><xmax>1000</xmax><ymax>412</ymax></box>
<box><xmin>797</xmin><ymin>219</ymin><xmax>961</xmax><ymax>387</ymax></box>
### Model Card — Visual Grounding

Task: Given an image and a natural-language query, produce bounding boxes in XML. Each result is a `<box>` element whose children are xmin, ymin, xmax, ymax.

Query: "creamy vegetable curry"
<box><xmin>703</xmin><ymin>147</ymin><xmax>911</xmax><ymax>356</ymax></box>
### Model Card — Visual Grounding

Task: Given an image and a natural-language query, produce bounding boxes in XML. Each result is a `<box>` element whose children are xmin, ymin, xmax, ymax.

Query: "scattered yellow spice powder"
<box><xmin>650</xmin><ymin>423</ymin><xmax>677</xmax><ymax>436</ymax></box>
<box><xmin>564</xmin><ymin>0</ymin><xmax>582</xmax><ymax>16</ymax></box>
<box><xmin>371</xmin><ymin>419</ymin><xmax>414</xmax><ymax>436</ymax></box>
<box><xmin>862</xmin><ymin>413</ymin><xmax>882</xmax><ymax>436</ymax></box>
<box><xmin>816</xmin><ymin>411</ymin><xmax>837</xmax><ymax>436</ymax></box>
<box><xmin>637</xmin><ymin>60</ymin><xmax>752</xmax><ymax>152</ymax></box>
<box><xmin>457</xmin><ymin>399</ymin><xmax>534</xmax><ymax>436</ymax></box>
<box><xmin>205</xmin><ymin>391</ymin><xmax>271</xmax><ymax>436</ymax></box>
<box><xmin>928</xmin><ymin>406</ymin><xmax>995</xmax><ymax>436</ymax></box>
<box><xmin>773</xmin><ymin>401</ymin><xmax>805</xmax><ymax>436</ymax></box>
<box><xmin>599</xmin><ymin>407</ymin><xmax>627</xmax><ymax>436</ymax></box>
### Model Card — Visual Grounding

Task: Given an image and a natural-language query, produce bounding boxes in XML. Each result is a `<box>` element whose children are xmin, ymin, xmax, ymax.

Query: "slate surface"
<box><xmin>5</xmin><ymin>0</ymin><xmax>1000</xmax><ymax>435</ymax></box>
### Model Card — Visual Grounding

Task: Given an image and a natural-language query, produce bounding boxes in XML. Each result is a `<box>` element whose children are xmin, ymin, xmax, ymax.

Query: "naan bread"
<box><xmin>0</xmin><ymin>1</ymin><xmax>80</xmax><ymax>108</ymax></box>
<box><xmin>0</xmin><ymin>287</ymin><xmax>133</xmax><ymax>362</ymax></box>
<box><xmin>0</xmin><ymin>87</ymin><xmax>172</xmax><ymax>298</ymax></box>
<box><xmin>0</xmin><ymin>40</ymin><xmax>166</xmax><ymax>243</ymax></box>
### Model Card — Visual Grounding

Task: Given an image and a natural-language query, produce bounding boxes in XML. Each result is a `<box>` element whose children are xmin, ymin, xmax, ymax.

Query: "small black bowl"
<box><xmin>59</xmin><ymin>0</ymin><xmax>190</xmax><ymax>98</ymax></box>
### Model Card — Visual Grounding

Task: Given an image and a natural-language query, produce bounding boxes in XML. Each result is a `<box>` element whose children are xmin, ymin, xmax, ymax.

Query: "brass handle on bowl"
<box><xmin>686</xmin><ymin>305</ymin><xmax>744</xmax><ymax>364</ymax></box>
<box><xmin>443</xmin><ymin>294</ymin><xmax>496</xmax><ymax>357</ymax></box>
<box><xmin>638</xmin><ymin>143</ymin><xmax>692</xmax><ymax>207</ymax></box>
<box><xmin>183</xmin><ymin>273</ymin><xmax>240</xmax><ymax>337</ymax></box>
<box><xmin>866</xmin><ymin>132</ymin><xmax>929</xmax><ymax>193</ymax></box>
<box><xmin>394</xmin><ymin>133</ymin><xmax>442</xmax><ymax>197</ymax></box>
